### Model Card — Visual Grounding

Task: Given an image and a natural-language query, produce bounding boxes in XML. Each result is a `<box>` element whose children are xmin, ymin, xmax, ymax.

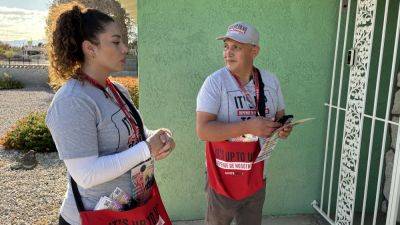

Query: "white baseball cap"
<box><xmin>217</xmin><ymin>21</ymin><xmax>259</xmax><ymax>46</ymax></box>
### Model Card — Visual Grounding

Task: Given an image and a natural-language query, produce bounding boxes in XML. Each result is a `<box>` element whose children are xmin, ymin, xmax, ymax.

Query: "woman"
<box><xmin>45</xmin><ymin>3</ymin><xmax>174</xmax><ymax>225</ymax></box>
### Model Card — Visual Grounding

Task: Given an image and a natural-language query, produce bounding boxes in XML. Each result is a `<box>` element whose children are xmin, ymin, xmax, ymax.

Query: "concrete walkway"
<box><xmin>173</xmin><ymin>214</ymin><xmax>329</xmax><ymax>225</ymax></box>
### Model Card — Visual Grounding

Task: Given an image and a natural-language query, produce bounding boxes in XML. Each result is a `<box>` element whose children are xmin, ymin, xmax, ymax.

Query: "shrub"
<box><xmin>110</xmin><ymin>76</ymin><xmax>139</xmax><ymax>108</ymax></box>
<box><xmin>0</xmin><ymin>73</ymin><xmax>24</xmax><ymax>90</ymax></box>
<box><xmin>0</xmin><ymin>112</ymin><xmax>56</xmax><ymax>153</ymax></box>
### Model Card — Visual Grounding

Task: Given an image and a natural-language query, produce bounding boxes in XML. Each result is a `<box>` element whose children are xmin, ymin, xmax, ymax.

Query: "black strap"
<box><xmin>254</xmin><ymin>67</ymin><xmax>266</xmax><ymax>117</ymax></box>
<box><xmin>70</xmin><ymin>84</ymin><xmax>146</xmax><ymax>212</ymax></box>
<box><xmin>70</xmin><ymin>177</ymin><xmax>85</xmax><ymax>212</ymax></box>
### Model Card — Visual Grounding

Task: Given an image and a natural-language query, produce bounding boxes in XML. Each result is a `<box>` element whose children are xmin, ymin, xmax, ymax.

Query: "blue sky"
<box><xmin>0</xmin><ymin>0</ymin><xmax>50</xmax><ymax>42</ymax></box>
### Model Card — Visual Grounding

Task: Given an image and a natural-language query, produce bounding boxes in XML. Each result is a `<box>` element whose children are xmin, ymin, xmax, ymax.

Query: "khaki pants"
<box><xmin>205</xmin><ymin>183</ymin><xmax>266</xmax><ymax>225</ymax></box>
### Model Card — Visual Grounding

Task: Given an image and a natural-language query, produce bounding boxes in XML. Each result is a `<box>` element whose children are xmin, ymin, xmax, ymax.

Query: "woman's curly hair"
<box><xmin>46</xmin><ymin>2</ymin><xmax>114</xmax><ymax>84</ymax></box>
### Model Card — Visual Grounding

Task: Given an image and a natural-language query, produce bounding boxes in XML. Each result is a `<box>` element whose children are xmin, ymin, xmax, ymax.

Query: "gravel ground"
<box><xmin>0</xmin><ymin>86</ymin><xmax>54</xmax><ymax>136</ymax></box>
<box><xmin>0</xmin><ymin>147</ymin><xmax>66</xmax><ymax>225</ymax></box>
<box><xmin>0</xmin><ymin>86</ymin><xmax>67</xmax><ymax>225</ymax></box>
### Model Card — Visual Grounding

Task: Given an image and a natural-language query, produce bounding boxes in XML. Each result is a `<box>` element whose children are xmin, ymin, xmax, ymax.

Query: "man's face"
<box><xmin>223</xmin><ymin>39</ymin><xmax>259</xmax><ymax>74</ymax></box>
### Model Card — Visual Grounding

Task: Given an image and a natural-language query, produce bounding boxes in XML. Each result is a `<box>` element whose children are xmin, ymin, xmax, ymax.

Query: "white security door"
<box><xmin>313</xmin><ymin>0</ymin><xmax>400</xmax><ymax>225</ymax></box>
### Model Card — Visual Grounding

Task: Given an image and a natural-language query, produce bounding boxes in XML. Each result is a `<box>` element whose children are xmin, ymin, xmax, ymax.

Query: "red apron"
<box><xmin>72</xmin><ymin>178</ymin><xmax>172</xmax><ymax>225</ymax></box>
<box><xmin>206</xmin><ymin>140</ymin><xmax>265</xmax><ymax>200</ymax></box>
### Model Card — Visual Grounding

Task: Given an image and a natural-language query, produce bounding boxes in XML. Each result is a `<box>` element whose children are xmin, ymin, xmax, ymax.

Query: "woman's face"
<box><xmin>92</xmin><ymin>22</ymin><xmax>128</xmax><ymax>72</ymax></box>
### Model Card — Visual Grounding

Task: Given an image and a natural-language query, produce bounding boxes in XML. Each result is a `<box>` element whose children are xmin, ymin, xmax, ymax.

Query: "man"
<box><xmin>196</xmin><ymin>21</ymin><xmax>292</xmax><ymax>225</ymax></box>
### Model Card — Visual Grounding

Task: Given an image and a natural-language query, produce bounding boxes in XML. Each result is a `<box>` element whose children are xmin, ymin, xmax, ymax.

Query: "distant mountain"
<box><xmin>3</xmin><ymin>39</ymin><xmax>46</xmax><ymax>47</ymax></box>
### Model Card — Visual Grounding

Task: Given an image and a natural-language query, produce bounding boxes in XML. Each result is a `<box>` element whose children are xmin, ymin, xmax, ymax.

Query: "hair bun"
<box><xmin>72</xmin><ymin>5</ymin><xmax>81</xmax><ymax>13</ymax></box>
<box><xmin>71</xmin><ymin>5</ymin><xmax>83</xmax><ymax>19</ymax></box>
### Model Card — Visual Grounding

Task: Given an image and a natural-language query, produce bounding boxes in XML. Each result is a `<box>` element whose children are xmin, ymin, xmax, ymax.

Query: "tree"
<box><xmin>127</xmin><ymin>23</ymin><xmax>138</xmax><ymax>55</ymax></box>
<box><xmin>0</xmin><ymin>41</ymin><xmax>11</xmax><ymax>50</ymax></box>
<box><xmin>4</xmin><ymin>50</ymin><xmax>15</xmax><ymax>65</ymax></box>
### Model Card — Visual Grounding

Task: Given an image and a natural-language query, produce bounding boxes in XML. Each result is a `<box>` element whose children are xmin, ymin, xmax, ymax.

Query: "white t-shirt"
<box><xmin>196</xmin><ymin>67</ymin><xmax>285</xmax><ymax>122</ymax></box>
<box><xmin>196</xmin><ymin>66</ymin><xmax>286</xmax><ymax>178</ymax></box>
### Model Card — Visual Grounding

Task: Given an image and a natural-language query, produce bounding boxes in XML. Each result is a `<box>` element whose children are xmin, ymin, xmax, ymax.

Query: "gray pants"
<box><xmin>205</xmin><ymin>184</ymin><xmax>266</xmax><ymax>225</ymax></box>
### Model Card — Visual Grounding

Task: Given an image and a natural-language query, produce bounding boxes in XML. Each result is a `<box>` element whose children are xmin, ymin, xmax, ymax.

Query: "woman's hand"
<box><xmin>146</xmin><ymin>128</ymin><xmax>175</xmax><ymax>160</ymax></box>
<box><xmin>155</xmin><ymin>128</ymin><xmax>175</xmax><ymax>161</ymax></box>
<box><xmin>146</xmin><ymin>130</ymin><xmax>167</xmax><ymax>156</ymax></box>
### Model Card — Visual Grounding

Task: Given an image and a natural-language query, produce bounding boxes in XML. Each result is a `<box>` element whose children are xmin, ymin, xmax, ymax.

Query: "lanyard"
<box><xmin>230</xmin><ymin>68</ymin><xmax>260</xmax><ymax>114</ymax></box>
<box><xmin>80</xmin><ymin>72</ymin><xmax>142</xmax><ymax>142</ymax></box>
<box><xmin>81</xmin><ymin>72</ymin><xmax>111</xmax><ymax>98</ymax></box>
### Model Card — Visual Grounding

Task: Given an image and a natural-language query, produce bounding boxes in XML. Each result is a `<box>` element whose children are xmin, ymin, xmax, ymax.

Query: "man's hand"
<box><xmin>246</xmin><ymin>117</ymin><xmax>281</xmax><ymax>138</ymax></box>
<box><xmin>278</xmin><ymin>125</ymin><xmax>293</xmax><ymax>139</ymax></box>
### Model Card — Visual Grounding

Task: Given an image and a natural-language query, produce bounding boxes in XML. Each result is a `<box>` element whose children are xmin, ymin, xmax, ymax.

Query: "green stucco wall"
<box><xmin>137</xmin><ymin>0</ymin><xmax>338</xmax><ymax>220</ymax></box>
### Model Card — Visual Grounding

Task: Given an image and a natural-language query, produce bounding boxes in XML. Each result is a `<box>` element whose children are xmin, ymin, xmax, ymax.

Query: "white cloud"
<box><xmin>0</xmin><ymin>6</ymin><xmax>48</xmax><ymax>41</ymax></box>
